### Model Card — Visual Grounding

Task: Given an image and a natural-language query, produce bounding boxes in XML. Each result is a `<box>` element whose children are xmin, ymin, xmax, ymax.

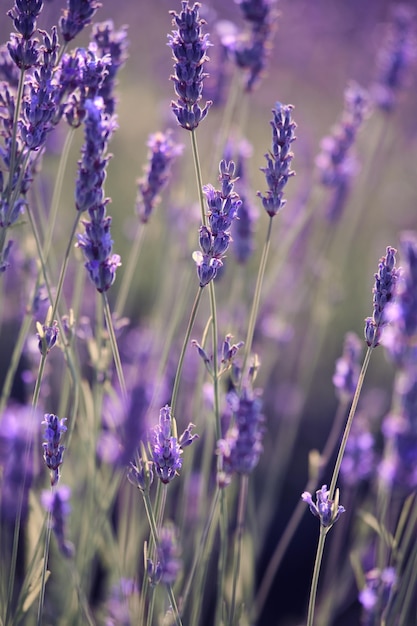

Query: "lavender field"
<box><xmin>0</xmin><ymin>1</ymin><xmax>417</xmax><ymax>625</ymax></box>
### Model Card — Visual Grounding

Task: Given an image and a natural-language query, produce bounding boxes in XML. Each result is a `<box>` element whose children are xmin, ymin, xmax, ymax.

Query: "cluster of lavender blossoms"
<box><xmin>193</xmin><ymin>160</ymin><xmax>242</xmax><ymax>287</ymax></box>
<box><xmin>168</xmin><ymin>0</ymin><xmax>212</xmax><ymax>131</ymax></box>
<box><xmin>364</xmin><ymin>246</ymin><xmax>399</xmax><ymax>348</ymax></box>
<box><xmin>76</xmin><ymin>98</ymin><xmax>120</xmax><ymax>292</ymax></box>
<box><xmin>149</xmin><ymin>405</ymin><xmax>198</xmax><ymax>485</ymax></box>
<box><xmin>301</xmin><ymin>485</ymin><xmax>345</xmax><ymax>530</ymax></box>
<box><xmin>372</xmin><ymin>3</ymin><xmax>416</xmax><ymax>112</ymax></box>
<box><xmin>257</xmin><ymin>101</ymin><xmax>296</xmax><ymax>217</ymax></box>
<box><xmin>42</xmin><ymin>412</ymin><xmax>67</xmax><ymax>486</ymax></box>
<box><xmin>231</xmin><ymin>0</ymin><xmax>279</xmax><ymax>91</ymax></box>
<box><xmin>136</xmin><ymin>131</ymin><xmax>183</xmax><ymax>223</ymax></box>
<box><xmin>217</xmin><ymin>384</ymin><xmax>265</xmax><ymax>487</ymax></box>
<box><xmin>316</xmin><ymin>82</ymin><xmax>371</xmax><ymax>221</ymax></box>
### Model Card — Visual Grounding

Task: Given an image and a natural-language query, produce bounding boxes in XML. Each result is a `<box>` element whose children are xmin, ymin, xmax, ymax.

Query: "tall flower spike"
<box><xmin>42</xmin><ymin>413</ymin><xmax>67</xmax><ymax>486</ymax></box>
<box><xmin>257</xmin><ymin>102</ymin><xmax>296</xmax><ymax>217</ymax></box>
<box><xmin>136</xmin><ymin>131</ymin><xmax>183</xmax><ymax>223</ymax></box>
<box><xmin>168</xmin><ymin>1</ymin><xmax>212</xmax><ymax>130</ymax></box>
<box><xmin>59</xmin><ymin>0</ymin><xmax>102</xmax><ymax>43</ymax></box>
<box><xmin>192</xmin><ymin>160</ymin><xmax>241</xmax><ymax>287</ymax></box>
<box><xmin>7</xmin><ymin>0</ymin><xmax>43</xmax><ymax>70</ymax></box>
<box><xmin>372</xmin><ymin>4</ymin><xmax>416</xmax><ymax>113</ymax></box>
<box><xmin>316</xmin><ymin>82</ymin><xmax>371</xmax><ymax>222</ymax></box>
<box><xmin>231</xmin><ymin>0</ymin><xmax>279</xmax><ymax>92</ymax></box>
<box><xmin>149</xmin><ymin>405</ymin><xmax>198</xmax><ymax>484</ymax></box>
<box><xmin>364</xmin><ymin>246</ymin><xmax>399</xmax><ymax>347</ymax></box>
<box><xmin>217</xmin><ymin>384</ymin><xmax>265</xmax><ymax>487</ymax></box>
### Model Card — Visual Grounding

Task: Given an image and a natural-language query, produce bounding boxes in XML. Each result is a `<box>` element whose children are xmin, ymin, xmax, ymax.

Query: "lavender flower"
<box><xmin>136</xmin><ymin>131</ymin><xmax>183</xmax><ymax>224</ymax></box>
<box><xmin>149</xmin><ymin>405</ymin><xmax>198</xmax><ymax>484</ymax></box>
<box><xmin>127</xmin><ymin>458</ymin><xmax>154</xmax><ymax>492</ymax></box>
<box><xmin>41</xmin><ymin>485</ymin><xmax>74</xmax><ymax>558</ymax></box>
<box><xmin>302</xmin><ymin>485</ymin><xmax>345</xmax><ymax>529</ymax></box>
<box><xmin>372</xmin><ymin>4</ymin><xmax>416</xmax><ymax>112</ymax></box>
<box><xmin>257</xmin><ymin>102</ymin><xmax>296</xmax><ymax>217</ymax></box>
<box><xmin>76</xmin><ymin>99</ymin><xmax>120</xmax><ymax>292</ymax></box>
<box><xmin>36</xmin><ymin>320</ymin><xmax>59</xmax><ymax>356</ymax></box>
<box><xmin>359</xmin><ymin>567</ymin><xmax>396</xmax><ymax>626</ymax></box>
<box><xmin>217</xmin><ymin>384</ymin><xmax>265</xmax><ymax>487</ymax></box>
<box><xmin>316</xmin><ymin>82</ymin><xmax>371</xmax><ymax>222</ymax></box>
<box><xmin>229</xmin><ymin>139</ymin><xmax>258</xmax><ymax>264</ymax></box>
<box><xmin>59</xmin><ymin>0</ymin><xmax>101</xmax><ymax>43</ymax></box>
<box><xmin>90</xmin><ymin>20</ymin><xmax>129</xmax><ymax>115</ymax></box>
<box><xmin>364</xmin><ymin>246</ymin><xmax>399</xmax><ymax>347</ymax></box>
<box><xmin>168</xmin><ymin>1</ymin><xmax>212</xmax><ymax>131</ymax></box>
<box><xmin>332</xmin><ymin>332</ymin><xmax>362</xmax><ymax>400</ymax></box>
<box><xmin>230</xmin><ymin>0</ymin><xmax>279</xmax><ymax>91</ymax></box>
<box><xmin>0</xmin><ymin>404</ymin><xmax>40</xmax><ymax>521</ymax></box>
<box><xmin>384</xmin><ymin>232</ymin><xmax>417</xmax><ymax>366</ymax></box>
<box><xmin>192</xmin><ymin>160</ymin><xmax>241</xmax><ymax>287</ymax></box>
<box><xmin>42</xmin><ymin>413</ymin><xmax>67</xmax><ymax>486</ymax></box>
<box><xmin>157</xmin><ymin>523</ymin><xmax>182</xmax><ymax>585</ymax></box>
<box><xmin>75</xmin><ymin>96</ymin><xmax>115</xmax><ymax>213</ymax></box>
<box><xmin>7</xmin><ymin>0</ymin><xmax>43</xmax><ymax>70</ymax></box>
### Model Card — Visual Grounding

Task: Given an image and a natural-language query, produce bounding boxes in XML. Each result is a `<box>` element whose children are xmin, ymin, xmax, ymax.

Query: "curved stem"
<box><xmin>328</xmin><ymin>346</ymin><xmax>373</xmax><ymax>500</ymax></box>
<box><xmin>102</xmin><ymin>292</ymin><xmax>127</xmax><ymax>402</ymax></box>
<box><xmin>306</xmin><ymin>526</ymin><xmax>328</xmax><ymax>626</ymax></box>
<box><xmin>229</xmin><ymin>474</ymin><xmax>249</xmax><ymax>626</ymax></box>
<box><xmin>171</xmin><ymin>286</ymin><xmax>203</xmax><ymax>416</ymax></box>
<box><xmin>241</xmin><ymin>215</ymin><xmax>273</xmax><ymax>379</ymax></box>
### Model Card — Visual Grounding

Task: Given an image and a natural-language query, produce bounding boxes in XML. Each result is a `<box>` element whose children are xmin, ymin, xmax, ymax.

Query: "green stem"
<box><xmin>102</xmin><ymin>292</ymin><xmax>127</xmax><ymax>402</ymax></box>
<box><xmin>190</xmin><ymin>130</ymin><xmax>207</xmax><ymax>227</ymax></box>
<box><xmin>50</xmin><ymin>213</ymin><xmax>81</xmax><ymax>322</ymax></box>
<box><xmin>171</xmin><ymin>286</ymin><xmax>204</xmax><ymax>415</ymax></box>
<box><xmin>328</xmin><ymin>346</ymin><xmax>373</xmax><ymax>500</ymax></box>
<box><xmin>306</xmin><ymin>526</ymin><xmax>328</xmax><ymax>626</ymax></box>
<box><xmin>115</xmin><ymin>222</ymin><xmax>145</xmax><ymax>318</ymax></box>
<box><xmin>215</xmin><ymin>489</ymin><xmax>228</xmax><ymax>626</ymax></box>
<box><xmin>229</xmin><ymin>474</ymin><xmax>249</xmax><ymax>626</ymax></box>
<box><xmin>241</xmin><ymin>216</ymin><xmax>273</xmax><ymax>379</ymax></box>
<box><xmin>37</xmin><ymin>497</ymin><xmax>53</xmax><ymax>626</ymax></box>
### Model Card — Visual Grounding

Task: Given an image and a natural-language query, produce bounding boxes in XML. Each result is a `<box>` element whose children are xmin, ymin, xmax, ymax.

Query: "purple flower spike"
<box><xmin>149</xmin><ymin>405</ymin><xmax>197</xmax><ymax>484</ymax></box>
<box><xmin>217</xmin><ymin>384</ymin><xmax>265</xmax><ymax>487</ymax></box>
<box><xmin>136</xmin><ymin>131</ymin><xmax>183</xmax><ymax>223</ymax></box>
<box><xmin>157</xmin><ymin>524</ymin><xmax>182</xmax><ymax>585</ymax></box>
<box><xmin>302</xmin><ymin>485</ymin><xmax>345</xmax><ymax>529</ymax></box>
<box><xmin>365</xmin><ymin>246</ymin><xmax>399</xmax><ymax>347</ymax></box>
<box><xmin>42</xmin><ymin>413</ymin><xmax>67</xmax><ymax>486</ymax></box>
<box><xmin>168</xmin><ymin>1</ymin><xmax>213</xmax><ymax>130</ymax></box>
<box><xmin>59</xmin><ymin>0</ymin><xmax>102</xmax><ymax>43</ymax></box>
<box><xmin>41</xmin><ymin>485</ymin><xmax>74</xmax><ymax>558</ymax></box>
<box><xmin>192</xmin><ymin>160</ymin><xmax>241</xmax><ymax>286</ymax></box>
<box><xmin>257</xmin><ymin>102</ymin><xmax>296</xmax><ymax>217</ymax></box>
<box><xmin>373</xmin><ymin>4</ymin><xmax>416</xmax><ymax>112</ymax></box>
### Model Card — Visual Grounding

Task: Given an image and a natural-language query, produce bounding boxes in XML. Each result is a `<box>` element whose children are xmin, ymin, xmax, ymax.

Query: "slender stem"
<box><xmin>328</xmin><ymin>346</ymin><xmax>373</xmax><ymax>500</ymax></box>
<box><xmin>115</xmin><ymin>222</ymin><xmax>145</xmax><ymax>318</ymax></box>
<box><xmin>229</xmin><ymin>474</ymin><xmax>249</xmax><ymax>626</ymax></box>
<box><xmin>215</xmin><ymin>488</ymin><xmax>228</xmax><ymax>626</ymax></box>
<box><xmin>171</xmin><ymin>286</ymin><xmax>203</xmax><ymax>415</ymax></box>
<box><xmin>37</xmin><ymin>498</ymin><xmax>53</xmax><ymax>626</ymax></box>
<box><xmin>50</xmin><ymin>213</ymin><xmax>81</xmax><ymax>322</ymax></box>
<box><xmin>190</xmin><ymin>130</ymin><xmax>207</xmax><ymax>227</ymax></box>
<box><xmin>241</xmin><ymin>216</ymin><xmax>273</xmax><ymax>379</ymax></box>
<box><xmin>102</xmin><ymin>292</ymin><xmax>127</xmax><ymax>402</ymax></box>
<box><xmin>306</xmin><ymin>526</ymin><xmax>328</xmax><ymax>626</ymax></box>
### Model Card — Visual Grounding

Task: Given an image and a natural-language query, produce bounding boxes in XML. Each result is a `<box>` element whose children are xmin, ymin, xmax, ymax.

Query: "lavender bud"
<box><xmin>365</xmin><ymin>246</ymin><xmax>399</xmax><ymax>347</ymax></box>
<box><xmin>37</xmin><ymin>320</ymin><xmax>59</xmax><ymax>356</ymax></box>
<box><xmin>42</xmin><ymin>413</ymin><xmax>67</xmax><ymax>486</ymax></box>
<box><xmin>302</xmin><ymin>485</ymin><xmax>345</xmax><ymax>529</ymax></box>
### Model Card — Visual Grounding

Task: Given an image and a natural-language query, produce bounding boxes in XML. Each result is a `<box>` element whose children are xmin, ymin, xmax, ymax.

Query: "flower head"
<box><xmin>168</xmin><ymin>1</ymin><xmax>212</xmax><ymax>130</ymax></box>
<box><xmin>59</xmin><ymin>0</ymin><xmax>102</xmax><ymax>43</ymax></box>
<box><xmin>364</xmin><ymin>246</ymin><xmax>399</xmax><ymax>347</ymax></box>
<box><xmin>302</xmin><ymin>485</ymin><xmax>345</xmax><ymax>529</ymax></box>
<box><xmin>42</xmin><ymin>413</ymin><xmax>67</xmax><ymax>486</ymax></box>
<box><xmin>257</xmin><ymin>102</ymin><xmax>296</xmax><ymax>217</ymax></box>
<box><xmin>149</xmin><ymin>405</ymin><xmax>197</xmax><ymax>484</ymax></box>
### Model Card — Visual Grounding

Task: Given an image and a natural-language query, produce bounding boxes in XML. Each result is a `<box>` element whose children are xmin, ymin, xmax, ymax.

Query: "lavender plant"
<box><xmin>0</xmin><ymin>1</ymin><xmax>416</xmax><ymax>626</ymax></box>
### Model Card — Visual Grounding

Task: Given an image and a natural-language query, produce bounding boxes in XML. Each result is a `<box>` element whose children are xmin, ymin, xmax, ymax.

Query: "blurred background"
<box><xmin>1</xmin><ymin>1</ymin><xmax>417</xmax><ymax>624</ymax></box>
